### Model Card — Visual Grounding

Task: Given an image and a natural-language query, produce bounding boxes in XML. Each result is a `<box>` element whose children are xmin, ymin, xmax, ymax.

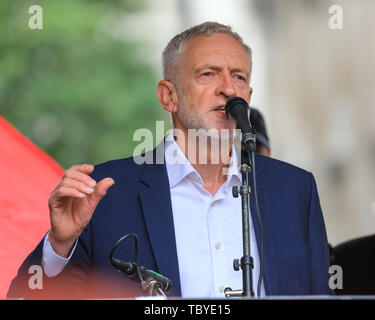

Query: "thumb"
<box><xmin>92</xmin><ymin>177</ymin><xmax>115</xmax><ymax>200</ymax></box>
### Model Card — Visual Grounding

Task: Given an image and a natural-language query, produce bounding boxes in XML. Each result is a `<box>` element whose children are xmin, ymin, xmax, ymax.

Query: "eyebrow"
<box><xmin>195</xmin><ymin>64</ymin><xmax>249</xmax><ymax>77</ymax></box>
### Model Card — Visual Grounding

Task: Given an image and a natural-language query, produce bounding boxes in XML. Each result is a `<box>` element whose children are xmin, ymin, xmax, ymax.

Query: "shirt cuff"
<box><xmin>42</xmin><ymin>231</ymin><xmax>78</xmax><ymax>278</ymax></box>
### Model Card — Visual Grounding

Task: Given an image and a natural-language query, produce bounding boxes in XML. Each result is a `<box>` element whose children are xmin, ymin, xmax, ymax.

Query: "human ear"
<box><xmin>246</xmin><ymin>87</ymin><xmax>253</xmax><ymax>105</ymax></box>
<box><xmin>156</xmin><ymin>80</ymin><xmax>179</xmax><ymax>113</ymax></box>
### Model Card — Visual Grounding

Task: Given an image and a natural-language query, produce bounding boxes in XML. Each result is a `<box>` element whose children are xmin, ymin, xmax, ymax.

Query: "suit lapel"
<box><xmin>138</xmin><ymin>160</ymin><xmax>181</xmax><ymax>296</ymax></box>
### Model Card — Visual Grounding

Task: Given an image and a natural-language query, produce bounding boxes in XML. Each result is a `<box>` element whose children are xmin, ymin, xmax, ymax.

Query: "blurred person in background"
<box><xmin>250</xmin><ymin>107</ymin><xmax>271</xmax><ymax>157</ymax></box>
<box><xmin>330</xmin><ymin>234</ymin><xmax>375</xmax><ymax>295</ymax></box>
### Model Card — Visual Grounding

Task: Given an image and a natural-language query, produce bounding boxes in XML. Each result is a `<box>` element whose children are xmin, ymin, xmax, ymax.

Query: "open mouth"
<box><xmin>214</xmin><ymin>105</ymin><xmax>227</xmax><ymax>117</ymax></box>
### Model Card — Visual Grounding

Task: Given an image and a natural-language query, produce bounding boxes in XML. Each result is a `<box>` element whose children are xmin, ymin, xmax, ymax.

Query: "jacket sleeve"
<box><xmin>7</xmin><ymin>228</ymin><xmax>92</xmax><ymax>299</ymax></box>
<box><xmin>307</xmin><ymin>172</ymin><xmax>334</xmax><ymax>295</ymax></box>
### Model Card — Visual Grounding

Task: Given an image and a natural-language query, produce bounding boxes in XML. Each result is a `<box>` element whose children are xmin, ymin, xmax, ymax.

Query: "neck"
<box><xmin>174</xmin><ymin>131</ymin><xmax>233</xmax><ymax>196</ymax></box>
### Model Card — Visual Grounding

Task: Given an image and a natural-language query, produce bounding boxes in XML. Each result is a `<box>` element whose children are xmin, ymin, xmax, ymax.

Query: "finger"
<box><xmin>68</xmin><ymin>164</ymin><xmax>95</xmax><ymax>175</ymax></box>
<box><xmin>53</xmin><ymin>186</ymin><xmax>87</xmax><ymax>199</ymax></box>
<box><xmin>63</xmin><ymin>170</ymin><xmax>97</xmax><ymax>188</ymax></box>
<box><xmin>60</xmin><ymin>177</ymin><xmax>95</xmax><ymax>195</ymax></box>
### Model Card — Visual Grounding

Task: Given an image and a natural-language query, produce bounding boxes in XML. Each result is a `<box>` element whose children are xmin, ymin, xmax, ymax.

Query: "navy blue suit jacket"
<box><xmin>8</xmin><ymin>151</ymin><xmax>332</xmax><ymax>298</ymax></box>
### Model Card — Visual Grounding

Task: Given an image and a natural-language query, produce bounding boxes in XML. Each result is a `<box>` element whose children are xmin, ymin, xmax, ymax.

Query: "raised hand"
<box><xmin>47</xmin><ymin>164</ymin><xmax>115</xmax><ymax>257</ymax></box>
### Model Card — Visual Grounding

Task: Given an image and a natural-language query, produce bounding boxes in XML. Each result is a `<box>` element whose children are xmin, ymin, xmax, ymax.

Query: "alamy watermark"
<box><xmin>132</xmin><ymin>121</ymin><xmax>242</xmax><ymax>175</ymax></box>
<box><xmin>328</xmin><ymin>265</ymin><xmax>343</xmax><ymax>290</ymax></box>
<box><xmin>28</xmin><ymin>265</ymin><xmax>43</xmax><ymax>290</ymax></box>
<box><xmin>328</xmin><ymin>4</ymin><xmax>343</xmax><ymax>30</ymax></box>
<box><xmin>28</xmin><ymin>5</ymin><xmax>43</xmax><ymax>30</ymax></box>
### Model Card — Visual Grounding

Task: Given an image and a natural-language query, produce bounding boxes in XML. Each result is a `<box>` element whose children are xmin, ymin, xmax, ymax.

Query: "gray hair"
<box><xmin>162</xmin><ymin>21</ymin><xmax>252</xmax><ymax>84</ymax></box>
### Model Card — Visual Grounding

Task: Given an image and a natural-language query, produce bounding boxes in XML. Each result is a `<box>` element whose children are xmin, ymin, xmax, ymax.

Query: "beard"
<box><xmin>175</xmin><ymin>88</ymin><xmax>236</xmax><ymax>142</ymax></box>
<box><xmin>176</xmin><ymin>89</ymin><xmax>206</xmax><ymax>131</ymax></box>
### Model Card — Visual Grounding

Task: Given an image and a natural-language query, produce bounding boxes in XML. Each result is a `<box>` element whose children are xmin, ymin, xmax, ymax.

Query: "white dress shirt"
<box><xmin>164</xmin><ymin>132</ymin><xmax>265</xmax><ymax>298</ymax></box>
<box><xmin>42</xmin><ymin>132</ymin><xmax>265</xmax><ymax>298</ymax></box>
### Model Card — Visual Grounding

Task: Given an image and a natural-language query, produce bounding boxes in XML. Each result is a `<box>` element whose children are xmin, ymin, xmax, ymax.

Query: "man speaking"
<box><xmin>8</xmin><ymin>22</ymin><xmax>332</xmax><ymax>299</ymax></box>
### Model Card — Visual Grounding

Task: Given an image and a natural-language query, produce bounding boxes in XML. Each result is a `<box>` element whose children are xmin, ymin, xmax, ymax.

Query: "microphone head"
<box><xmin>225</xmin><ymin>97</ymin><xmax>253</xmax><ymax>133</ymax></box>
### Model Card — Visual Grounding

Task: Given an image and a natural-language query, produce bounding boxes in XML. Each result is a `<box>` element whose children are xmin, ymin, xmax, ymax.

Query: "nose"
<box><xmin>215</xmin><ymin>73</ymin><xmax>237</xmax><ymax>99</ymax></box>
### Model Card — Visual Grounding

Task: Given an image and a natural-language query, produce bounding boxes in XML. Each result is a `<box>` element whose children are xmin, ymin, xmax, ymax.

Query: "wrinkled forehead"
<box><xmin>179</xmin><ymin>33</ymin><xmax>251</xmax><ymax>72</ymax></box>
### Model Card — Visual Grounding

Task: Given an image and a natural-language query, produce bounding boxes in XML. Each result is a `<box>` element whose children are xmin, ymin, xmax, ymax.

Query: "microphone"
<box><xmin>109</xmin><ymin>233</ymin><xmax>172</xmax><ymax>296</ymax></box>
<box><xmin>225</xmin><ymin>97</ymin><xmax>256</xmax><ymax>153</ymax></box>
<box><xmin>110</xmin><ymin>258</ymin><xmax>172</xmax><ymax>293</ymax></box>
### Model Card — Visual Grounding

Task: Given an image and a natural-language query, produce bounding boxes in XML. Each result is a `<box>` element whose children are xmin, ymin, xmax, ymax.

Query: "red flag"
<box><xmin>0</xmin><ymin>116</ymin><xmax>63</xmax><ymax>298</ymax></box>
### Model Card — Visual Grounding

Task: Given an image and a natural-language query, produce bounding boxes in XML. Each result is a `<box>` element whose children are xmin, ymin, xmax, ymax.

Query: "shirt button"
<box><xmin>219</xmin><ymin>286</ymin><xmax>225</xmax><ymax>293</ymax></box>
<box><xmin>211</xmin><ymin>202</ymin><xmax>216</xmax><ymax>207</ymax></box>
<box><xmin>215</xmin><ymin>242</ymin><xmax>221</xmax><ymax>250</ymax></box>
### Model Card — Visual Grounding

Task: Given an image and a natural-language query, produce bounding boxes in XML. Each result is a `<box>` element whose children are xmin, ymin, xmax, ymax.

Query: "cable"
<box><xmin>108</xmin><ymin>233</ymin><xmax>146</xmax><ymax>287</ymax></box>
<box><xmin>109</xmin><ymin>233</ymin><xmax>139</xmax><ymax>265</ymax></box>
<box><xmin>109</xmin><ymin>233</ymin><xmax>172</xmax><ymax>295</ymax></box>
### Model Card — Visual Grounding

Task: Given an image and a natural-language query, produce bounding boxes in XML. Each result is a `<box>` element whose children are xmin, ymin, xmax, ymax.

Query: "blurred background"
<box><xmin>1</xmin><ymin>0</ymin><xmax>374</xmax><ymax>296</ymax></box>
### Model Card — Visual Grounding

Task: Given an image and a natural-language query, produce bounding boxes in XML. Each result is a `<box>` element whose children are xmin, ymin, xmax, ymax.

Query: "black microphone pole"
<box><xmin>224</xmin><ymin>97</ymin><xmax>257</xmax><ymax>298</ymax></box>
<box><xmin>238</xmin><ymin>152</ymin><xmax>255</xmax><ymax>298</ymax></box>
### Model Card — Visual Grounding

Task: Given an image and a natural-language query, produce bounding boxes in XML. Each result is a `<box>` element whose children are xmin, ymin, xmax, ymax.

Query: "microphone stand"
<box><xmin>224</xmin><ymin>97</ymin><xmax>264</xmax><ymax>299</ymax></box>
<box><xmin>145</xmin><ymin>278</ymin><xmax>168</xmax><ymax>297</ymax></box>
<box><xmin>225</xmin><ymin>136</ymin><xmax>256</xmax><ymax>299</ymax></box>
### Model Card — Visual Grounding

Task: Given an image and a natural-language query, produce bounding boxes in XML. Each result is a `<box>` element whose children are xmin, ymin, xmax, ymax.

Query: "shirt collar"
<box><xmin>164</xmin><ymin>131</ymin><xmax>198</xmax><ymax>188</ymax></box>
